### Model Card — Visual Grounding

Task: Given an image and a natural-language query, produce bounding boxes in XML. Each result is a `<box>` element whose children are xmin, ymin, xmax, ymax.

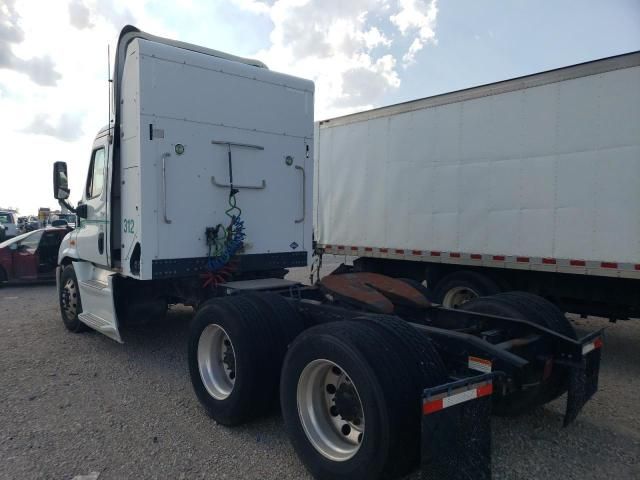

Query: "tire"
<box><xmin>491</xmin><ymin>292</ymin><xmax>576</xmax><ymax>404</ymax></box>
<box><xmin>495</xmin><ymin>292</ymin><xmax>575</xmax><ymax>339</ymax></box>
<box><xmin>189</xmin><ymin>295</ymin><xmax>301</xmax><ymax>425</ymax></box>
<box><xmin>459</xmin><ymin>296</ymin><xmax>538</xmax><ymax>415</ymax></box>
<box><xmin>0</xmin><ymin>266</ymin><xmax>7</xmax><ymax>286</ymax></box>
<box><xmin>281</xmin><ymin>320</ymin><xmax>445</xmax><ymax>480</ymax></box>
<box><xmin>460</xmin><ymin>293</ymin><xmax>577</xmax><ymax>415</ymax></box>
<box><xmin>433</xmin><ymin>271</ymin><xmax>500</xmax><ymax>308</ymax></box>
<box><xmin>244</xmin><ymin>291</ymin><xmax>307</xmax><ymax>346</ymax></box>
<box><xmin>59</xmin><ymin>265</ymin><xmax>89</xmax><ymax>333</ymax></box>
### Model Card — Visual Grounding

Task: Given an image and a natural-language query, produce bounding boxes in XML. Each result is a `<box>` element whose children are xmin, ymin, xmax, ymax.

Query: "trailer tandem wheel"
<box><xmin>432</xmin><ymin>271</ymin><xmax>500</xmax><ymax>308</ymax></box>
<box><xmin>281</xmin><ymin>320</ymin><xmax>446</xmax><ymax>480</ymax></box>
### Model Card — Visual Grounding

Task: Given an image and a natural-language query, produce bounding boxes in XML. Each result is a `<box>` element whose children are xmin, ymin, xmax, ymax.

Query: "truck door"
<box><xmin>76</xmin><ymin>138</ymin><xmax>110</xmax><ymax>268</ymax></box>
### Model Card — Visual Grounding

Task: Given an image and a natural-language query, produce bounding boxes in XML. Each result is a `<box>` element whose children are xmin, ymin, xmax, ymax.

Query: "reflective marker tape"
<box><xmin>468</xmin><ymin>356</ymin><xmax>492</xmax><ymax>373</ymax></box>
<box><xmin>423</xmin><ymin>382</ymin><xmax>493</xmax><ymax>415</ymax></box>
<box><xmin>582</xmin><ymin>337</ymin><xmax>603</xmax><ymax>355</ymax></box>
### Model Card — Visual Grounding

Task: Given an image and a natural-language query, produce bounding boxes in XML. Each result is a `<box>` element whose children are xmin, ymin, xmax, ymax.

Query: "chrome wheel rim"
<box><xmin>198</xmin><ymin>324</ymin><xmax>236</xmax><ymax>400</ymax></box>
<box><xmin>443</xmin><ymin>286</ymin><xmax>479</xmax><ymax>308</ymax></box>
<box><xmin>297</xmin><ymin>359</ymin><xmax>365</xmax><ymax>462</ymax></box>
<box><xmin>62</xmin><ymin>278</ymin><xmax>79</xmax><ymax>318</ymax></box>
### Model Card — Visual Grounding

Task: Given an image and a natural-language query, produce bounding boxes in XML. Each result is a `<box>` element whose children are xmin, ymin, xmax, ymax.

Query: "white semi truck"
<box><xmin>53</xmin><ymin>26</ymin><xmax>604</xmax><ymax>480</ymax></box>
<box><xmin>316</xmin><ymin>51</ymin><xmax>640</xmax><ymax>319</ymax></box>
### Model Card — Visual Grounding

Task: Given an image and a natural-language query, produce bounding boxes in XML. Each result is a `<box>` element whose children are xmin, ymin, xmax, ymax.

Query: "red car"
<box><xmin>0</xmin><ymin>228</ymin><xmax>69</xmax><ymax>284</ymax></box>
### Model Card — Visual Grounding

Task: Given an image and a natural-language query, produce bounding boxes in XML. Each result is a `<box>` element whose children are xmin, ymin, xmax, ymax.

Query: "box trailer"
<box><xmin>315</xmin><ymin>51</ymin><xmax>640</xmax><ymax>319</ymax></box>
<box><xmin>52</xmin><ymin>26</ymin><xmax>604</xmax><ymax>480</ymax></box>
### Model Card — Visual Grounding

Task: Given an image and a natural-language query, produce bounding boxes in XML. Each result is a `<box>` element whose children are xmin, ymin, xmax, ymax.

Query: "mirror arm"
<box><xmin>58</xmin><ymin>199</ymin><xmax>77</xmax><ymax>214</ymax></box>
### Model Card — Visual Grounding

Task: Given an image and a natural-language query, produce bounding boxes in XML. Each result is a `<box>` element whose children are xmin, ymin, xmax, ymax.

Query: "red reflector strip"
<box><xmin>325</xmin><ymin>245</ymin><xmax>332</xmax><ymax>249</ymax></box>
<box><xmin>364</xmin><ymin>247</ymin><xmax>373</xmax><ymax>252</ymax></box>
<box><xmin>493</xmin><ymin>255</ymin><xmax>505</xmax><ymax>261</ymax></box>
<box><xmin>635</xmin><ymin>264</ymin><xmax>640</xmax><ymax>271</ymax></box>
<box><xmin>423</xmin><ymin>382</ymin><xmax>493</xmax><ymax>415</ymax></box>
<box><xmin>542</xmin><ymin>258</ymin><xmax>556</xmax><ymax>265</ymax></box>
<box><xmin>570</xmin><ymin>259</ymin><xmax>586</xmax><ymax>267</ymax></box>
<box><xmin>379</xmin><ymin>248</ymin><xmax>388</xmax><ymax>253</ymax></box>
<box><xmin>470</xmin><ymin>254</ymin><xmax>481</xmax><ymax>260</ymax></box>
<box><xmin>350</xmin><ymin>246</ymin><xmax>358</xmax><ymax>251</ymax></box>
<box><xmin>516</xmin><ymin>256</ymin><xmax>529</xmax><ymax>263</ymax></box>
<box><xmin>430</xmin><ymin>251</ymin><xmax>441</xmax><ymax>257</ymax></box>
<box><xmin>468</xmin><ymin>356</ymin><xmax>492</xmax><ymax>373</ymax></box>
<box><xmin>337</xmin><ymin>246</ymin><xmax>345</xmax><ymax>250</ymax></box>
<box><xmin>450</xmin><ymin>252</ymin><xmax>461</xmax><ymax>258</ymax></box>
<box><xmin>412</xmin><ymin>250</ymin><xmax>422</xmax><ymax>255</ymax></box>
<box><xmin>601</xmin><ymin>262</ymin><xmax>618</xmax><ymax>269</ymax></box>
<box><xmin>395</xmin><ymin>249</ymin><xmax>405</xmax><ymax>254</ymax></box>
<box><xmin>582</xmin><ymin>337</ymin><xmax>603</xmax><ymax>355</ymax></box>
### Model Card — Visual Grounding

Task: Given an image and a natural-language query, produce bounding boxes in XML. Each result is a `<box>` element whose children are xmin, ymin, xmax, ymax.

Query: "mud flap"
<box><xmin>421</xmin><ymin>374</ymin><xmax>495</xmax><ymax>480</ymax></box>
<box><xmin>564</xmin><ymin>334</ymin><xmax>602</xmax><ymax>426</ymax></box>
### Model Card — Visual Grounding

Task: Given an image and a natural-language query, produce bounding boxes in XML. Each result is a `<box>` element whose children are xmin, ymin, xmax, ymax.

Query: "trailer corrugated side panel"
<box><xmin>315</xmin><ymin>52</ymin><xmax>640</xmax><ymax>276</ymax></box>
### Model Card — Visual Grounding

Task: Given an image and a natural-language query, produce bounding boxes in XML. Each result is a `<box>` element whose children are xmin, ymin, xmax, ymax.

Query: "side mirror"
<box><xmin>9</xmin><ymin>243</ymin><xmax>18</xmax><ymax>251</ymax></box>
<box><xmin>76</xmin><ymin>203</ymin><xmax>88</xmax><ymax>219</ymax></box>
<box><xmin>53</xmin><ymin>161</ymin><xmax>70</xmax><ymax>200</ymax></box>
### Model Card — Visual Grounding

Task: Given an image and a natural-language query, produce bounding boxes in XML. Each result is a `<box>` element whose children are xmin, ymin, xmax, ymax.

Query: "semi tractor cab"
<box><xmin>53</xmin><ymin>26</ymin><xmax>604</xmax><ymax>480</ymax></box>
<box><xmin>53</xmin><ymin>26</ymin><xmax>314</xmax><ymax>340</ymax></box>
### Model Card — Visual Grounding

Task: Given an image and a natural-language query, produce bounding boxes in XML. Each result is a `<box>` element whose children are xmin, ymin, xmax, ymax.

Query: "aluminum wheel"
<box><xmin>198</xmin><ymin>324</ymin><xmax>236</xmax><ymax>400</ymax></box>
<box><xmin>442</xmin><ymin>286</ymin><xmax>479</xmax><ymax>308</ymax></box>
<box><xmin>61</xmin><ymin>278</ymin><xmax>79</xmax><ymax>319</ymax></box>
<box><xmin>297</xmin><ymin>359</ymin><xmax>365</xmax><ymax>462</ymax></box>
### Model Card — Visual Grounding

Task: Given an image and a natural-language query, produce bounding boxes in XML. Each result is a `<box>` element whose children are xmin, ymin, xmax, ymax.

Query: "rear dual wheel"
<box><xmin>188</xmin><ymin>292</ymin><xmax>305</xmax><ymax>425</ymax></box>
<box><xmin>281</xmin><ymin>318</ymin><xmax>447</xmax><ymax>480</ymax></box>
<box><xmin>460</xmin><ymin>292</ymin><xmax>576</xmax><ymax>415</ymax></box>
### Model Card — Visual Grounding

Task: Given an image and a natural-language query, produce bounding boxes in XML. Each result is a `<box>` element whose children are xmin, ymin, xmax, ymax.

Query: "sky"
<box><xmin>0</xmin><ymin>0</ymin><xmax>639</xmax><ymax>215</ymax></box>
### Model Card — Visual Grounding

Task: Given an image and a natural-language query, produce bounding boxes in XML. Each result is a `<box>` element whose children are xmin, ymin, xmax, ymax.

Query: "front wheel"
<box><xmin>59</xmin><ymin>265</ymin><xmax>88</xmax><ymax>333</ymax></box>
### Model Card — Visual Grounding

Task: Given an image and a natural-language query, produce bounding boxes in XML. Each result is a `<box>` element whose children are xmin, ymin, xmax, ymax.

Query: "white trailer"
<box><xmin>315</xmin><ymin>51</ymin><xmax>640</xmax><ymax>318</ymax></box>
<box><xmin>52</xmin><ymin>26</ymin><xmax>606</xmax><ymax>480</ymax></box>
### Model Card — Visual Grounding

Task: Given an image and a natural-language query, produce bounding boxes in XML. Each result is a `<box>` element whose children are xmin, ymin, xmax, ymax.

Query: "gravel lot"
<box><xmin>1</xmin><ymin>270</ymin><xmax>639</xmax><ymax>479</ymax></box>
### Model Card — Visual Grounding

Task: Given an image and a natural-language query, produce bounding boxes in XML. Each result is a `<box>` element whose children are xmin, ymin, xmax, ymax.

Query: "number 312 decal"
<box><xmin>123</xmin><ymin>218</ymin><xmax>135</xmax><ymax>234</ymax></box>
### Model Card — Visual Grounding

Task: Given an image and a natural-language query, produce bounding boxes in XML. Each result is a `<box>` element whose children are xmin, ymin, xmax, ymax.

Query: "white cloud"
<box><xmin>233</xmin><ymin>0</ymin><xmax>439</xmax><ymax>119</ymax></box>
<box><xmin>0</xmin><ymin>0</ymin><xmax>62</xmax><ymax>85</ymax></box>
<box><xmin>69</xmin><ymin>0</ymin><xmax>93</xmax><ymax>29</ymax></box>
<box><xmin>391</xmin><ymin>0</ymin><xmax>438</xmax><ymax>66</ymax></box>
<box><xmin>0</xmin><ymin>0</ymin><xmax>439</xmax><ymax>214</ymax></box>
<box><xmin>0</xmin><ymin>0</ymin><xmax>171</xmax><ymax>214</ymax></box>
<box><xmin>23</xmin><ymin>113</ymin><xmax>85</xmax><ymax>142</ymax></box>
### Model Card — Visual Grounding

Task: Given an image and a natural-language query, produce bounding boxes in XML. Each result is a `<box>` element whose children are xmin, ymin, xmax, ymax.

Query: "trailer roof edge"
<box><xmin>318</xmin><ymin>50</ymin><xmax>640</xmax><ymax>129</ymax></box>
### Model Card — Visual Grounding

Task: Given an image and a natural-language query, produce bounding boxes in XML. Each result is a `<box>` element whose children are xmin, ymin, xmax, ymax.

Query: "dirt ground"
<box><xmin>0</xmin><ymin>273</ymin><xmax>638</xmax><ymax>479</ymax></box>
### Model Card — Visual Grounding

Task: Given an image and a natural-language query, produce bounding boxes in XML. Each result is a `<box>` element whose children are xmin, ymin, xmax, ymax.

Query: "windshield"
<box><xmin>0</xmin><ymin>229</ymin><xmax>41</xmax><ymax>248</ymax></box>
<box><xmin>0</xmin><ymin>212</ymin><xmax>14</xmax><ymax>224</ymax></box>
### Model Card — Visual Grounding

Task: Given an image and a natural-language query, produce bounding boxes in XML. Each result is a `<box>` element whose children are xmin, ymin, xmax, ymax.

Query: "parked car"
<box><xmin>0</xmin><ymin>211</ymin><xmax>19</xmax><ymax>239</ymax></box>
<box><xmin>51</xmin><ymin>213</ymin><xmax>76</xmax><ymax>229</ymax></box>
<box><xmin>16</xmin><ymin>216</ymin><xmax>28</xmax><ymax>234</ymax></box>
<box><xmin>24</xmin><ymin>216</ymin><xmax>41</xmax><ymax>232</ymax></box>
<box><xmin>0</xmin><ymin>228</ymin><xmax>69</xmax><ymax>284</ymax></box>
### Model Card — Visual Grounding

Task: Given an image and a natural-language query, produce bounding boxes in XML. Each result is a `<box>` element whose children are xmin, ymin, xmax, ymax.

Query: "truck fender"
<box><xmin>57</xmin><ymin>230</ymin><xmax>80</xmax><ymax>265</ymax></box>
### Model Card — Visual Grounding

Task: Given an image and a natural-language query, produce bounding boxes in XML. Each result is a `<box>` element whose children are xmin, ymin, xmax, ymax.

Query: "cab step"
<box><xmin>78</xmin><ymin>312</ymin><xmax>122</xmax><ymax>343</ymax></box>
<box><xmin>73</xmin><ymin>261</ymin><xmax>122</xmax><ymax>343</ymax></box>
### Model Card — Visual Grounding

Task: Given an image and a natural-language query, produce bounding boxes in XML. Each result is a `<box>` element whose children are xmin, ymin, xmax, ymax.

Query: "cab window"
<box><xmin>86</xmin><ymin>148</ymin><xmax>106</xmax><ymax>199</ymax></box>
